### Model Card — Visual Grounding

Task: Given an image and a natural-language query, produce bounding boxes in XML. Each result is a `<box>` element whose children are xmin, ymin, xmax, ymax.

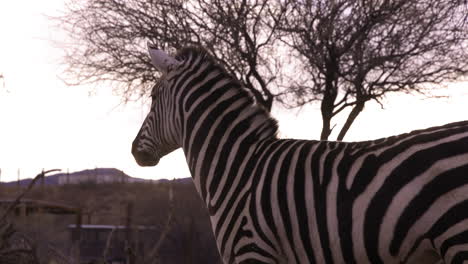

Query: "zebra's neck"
<box><xmin>176</xmin><ymin>49</ymin><xmax>278</xmax><ymax>205</ymax></box>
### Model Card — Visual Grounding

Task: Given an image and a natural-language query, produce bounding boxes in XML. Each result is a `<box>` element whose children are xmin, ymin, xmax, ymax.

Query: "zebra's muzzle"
<box><xmin>131</xmin><ymin>141</ymin><xmax>160</xmax><ymax>167</ymax></box>
<box><xmin>133</xmin><ymin>150</ymin><xmax>160</xmax><ymax>167</ymax></box>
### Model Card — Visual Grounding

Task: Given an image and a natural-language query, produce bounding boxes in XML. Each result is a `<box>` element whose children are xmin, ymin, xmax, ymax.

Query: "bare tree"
<box><xmin>57</xmin><ymin>0</ymin><xmax>467</xmax><ymax>139</ymax></box>
<box><xmin>276</xmin><ymin>0</ymin><xmax>468</xmax><ymax>140</ymax></box>
<box><xmin>57</xmin><ymin>0</ymin><xmax>289</xmax><ymax>110</ymax></box>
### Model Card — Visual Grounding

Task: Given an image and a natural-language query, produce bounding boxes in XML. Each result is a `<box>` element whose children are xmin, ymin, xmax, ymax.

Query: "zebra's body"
<box><xmin>132</xmin><ymin>46</ymin><xmax>468</xmax><ymax>264</ymax></box>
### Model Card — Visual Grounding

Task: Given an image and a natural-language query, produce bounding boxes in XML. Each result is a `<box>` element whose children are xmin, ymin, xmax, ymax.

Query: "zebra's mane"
<box><xmin>175</xmin><ymin>46</ymin><xmax>279</xmax><ymax>140</ymax></box>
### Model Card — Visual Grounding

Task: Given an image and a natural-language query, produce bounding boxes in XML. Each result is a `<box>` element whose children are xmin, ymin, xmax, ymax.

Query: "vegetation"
<box><xmin>0</xmin><ymin>179</ymin><xmax>222</xmax><ymax>263</ymax></box>
<box><xmin>0</xmin><ymin>170</ymin><xmax>60</xmax><ymax>264</ymax></box>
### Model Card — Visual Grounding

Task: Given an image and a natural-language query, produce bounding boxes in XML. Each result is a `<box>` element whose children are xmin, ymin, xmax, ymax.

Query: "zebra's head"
<box><xmin>132</xmin><ymin>44</ymin><xmax>182</xmax><ymax>166</ymax></box>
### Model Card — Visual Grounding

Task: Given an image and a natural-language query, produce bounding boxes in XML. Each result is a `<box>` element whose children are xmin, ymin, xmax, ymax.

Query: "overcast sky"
<box><xmin>0</xmin><ymin>1</ymin><xmax>467</xmax><ymax>182</ymax></box>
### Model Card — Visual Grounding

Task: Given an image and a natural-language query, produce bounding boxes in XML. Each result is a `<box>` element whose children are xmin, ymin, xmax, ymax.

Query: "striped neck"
<box><xmin>175</xmin><ymin>47</ymin><xmax>278</xmax><ymax>202</ymax></box>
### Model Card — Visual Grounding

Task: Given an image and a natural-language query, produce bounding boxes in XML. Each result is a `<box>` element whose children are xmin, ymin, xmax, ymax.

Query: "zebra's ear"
<box><xmin>147</xmin><ymin>42</ymin><xmax>180</xmax><ymax>72</ymax></box>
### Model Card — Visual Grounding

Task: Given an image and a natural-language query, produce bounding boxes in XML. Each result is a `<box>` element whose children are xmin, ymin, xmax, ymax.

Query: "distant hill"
<box><xmin>2</xmin><ymin>168</ymin><xmax>154</xmax><ymax>186</ymax></box>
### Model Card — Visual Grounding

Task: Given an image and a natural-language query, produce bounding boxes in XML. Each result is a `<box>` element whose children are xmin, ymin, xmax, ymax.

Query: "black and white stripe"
<box><xmin>132</xmin><ymin>46</ymin><xmax>468</xmax><ymax>264</ymax></box>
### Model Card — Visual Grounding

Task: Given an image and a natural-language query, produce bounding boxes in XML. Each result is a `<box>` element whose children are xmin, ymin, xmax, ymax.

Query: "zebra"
<box><xmin>132</xmin><ymin>44</ymin><xmax>468</xmax><ymax>264</ymax></box>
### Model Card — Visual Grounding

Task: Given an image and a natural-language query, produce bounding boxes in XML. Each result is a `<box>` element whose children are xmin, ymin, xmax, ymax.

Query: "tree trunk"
<box><xmin>336</xmin><ymin>102</ymin><xmax>365</xmax><ymax>141</ymax></box>
<box><xmin>320</xmin><ymin>70</ymin><xmax>338</xmax><ymax>140</ymax></box>
<box><xmin>320</xmin><ymin>112</ymin><xmax>333</xmax><ymax>140</ymax></box>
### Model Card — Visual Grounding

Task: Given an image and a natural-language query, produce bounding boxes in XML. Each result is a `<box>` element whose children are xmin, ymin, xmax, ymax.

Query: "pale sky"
<box><xmin>0</xmin><ymin>1</ymin><xmax>467</xmax><ymax>182</ymax></box>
